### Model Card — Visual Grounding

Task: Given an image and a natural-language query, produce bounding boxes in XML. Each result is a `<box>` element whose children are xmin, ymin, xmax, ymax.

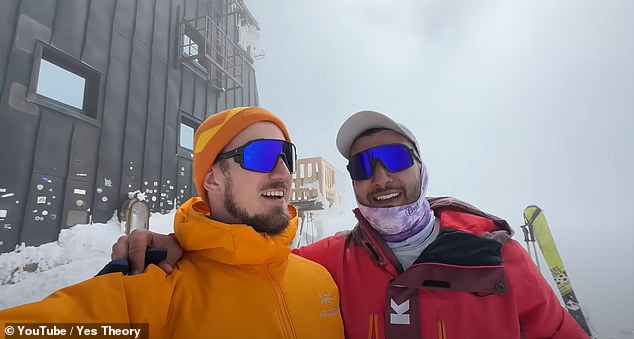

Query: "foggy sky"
<box><xmin>244</xmin><ymin>0</ymin><xmax>634</xmax><ymax>336</ymax></box>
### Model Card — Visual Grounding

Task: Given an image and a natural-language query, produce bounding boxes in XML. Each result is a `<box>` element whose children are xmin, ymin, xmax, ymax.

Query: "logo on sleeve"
<box><xmin>319</xmin><ymin>293</ymin><xmax>340</xmax><ymax>318</ymax></box>
<box><xmin>320</xmin><ymin>293</ymin><xmax>333</xmax><ymax>304</ymax></box>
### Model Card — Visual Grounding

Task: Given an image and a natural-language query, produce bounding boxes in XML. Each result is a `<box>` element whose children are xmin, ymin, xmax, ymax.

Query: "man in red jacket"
<box><xmin>112</xmin><ymin>110</ymin><xmax>588</xmax><ymax>338</ymax></box>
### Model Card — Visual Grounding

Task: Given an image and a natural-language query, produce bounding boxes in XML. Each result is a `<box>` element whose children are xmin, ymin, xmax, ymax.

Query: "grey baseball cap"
<box><xmin>336</xmin><ymin>110</ymin><xmax>420</xmax><ymax>159</ymax></box>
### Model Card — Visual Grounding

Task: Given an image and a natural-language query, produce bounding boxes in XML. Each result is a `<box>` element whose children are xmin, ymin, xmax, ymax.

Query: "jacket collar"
<box><xmin>350</xmin><ymin>196</ymin><xmax>513</xmax><ymax>271</ymax></box>
<box><xmin>426</xmin><ymin>196</ymin><xmax>514</xmax><ymax>238</ymax></box>
<box><xmin>174</xmin><ymin>197</ymin><xmax>298</xmax><ymax>265</ymax></box>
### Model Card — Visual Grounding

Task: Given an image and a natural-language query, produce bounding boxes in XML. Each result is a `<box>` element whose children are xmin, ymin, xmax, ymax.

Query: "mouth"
<box><xmin>370</xmin><ymin>190</ymin><xmax>403</xmax><ymax>206</ymax></box>
<box><xmin>261</xmin><ymin>190</ymin><xmax>286</xmax><ymax>201</ymax></box>
<box><xmin>375</xmin><ymin>192</ymin><xmax>400</xmax><ymax>201</ymax></box>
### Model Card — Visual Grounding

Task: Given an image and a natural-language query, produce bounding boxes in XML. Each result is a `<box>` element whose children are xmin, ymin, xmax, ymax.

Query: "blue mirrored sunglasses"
<box><xmin>347</xmin><ymin>144</ymin><xmax>420</xmax><ymax>180</ymax></box>
<box><xmin>216</xmin><ymin>139</ymin><xmax>297</xmax><ymax>174</ymax></box>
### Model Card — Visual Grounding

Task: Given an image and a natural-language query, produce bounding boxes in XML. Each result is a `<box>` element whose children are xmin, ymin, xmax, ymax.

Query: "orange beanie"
<box><xmin>193</xmin><ymin>107</ymin><xmax>291</xmax><ymax>201</ymax></box>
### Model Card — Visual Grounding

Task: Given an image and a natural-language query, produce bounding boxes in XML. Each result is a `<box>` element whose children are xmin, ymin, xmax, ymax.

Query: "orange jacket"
<box><xmin>0</xmin><ymin>197</ymin><xmax>344</xmax><ymax>339</ymax></box>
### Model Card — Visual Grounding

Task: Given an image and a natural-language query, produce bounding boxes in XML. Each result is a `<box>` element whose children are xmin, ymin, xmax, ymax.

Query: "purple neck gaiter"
<box><xmin>357</xmin><ymin>163</ymin><xmax>432</xmax><ymax>243</ymax></box>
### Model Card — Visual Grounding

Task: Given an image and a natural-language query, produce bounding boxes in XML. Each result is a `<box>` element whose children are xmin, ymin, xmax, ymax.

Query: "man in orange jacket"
<box><xmin>112</xmin><ymin>110</ymin><xmax>589</xmax><ymax>338</ymax></box>
<box><xmin>0</xmin><ymin>107</ymin><xmax>344</xmax><ymax>339</ymax></box>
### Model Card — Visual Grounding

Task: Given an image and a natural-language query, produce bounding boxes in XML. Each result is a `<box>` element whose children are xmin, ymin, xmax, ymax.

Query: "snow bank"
<box><xmin>0</xmin><ymin>210</ymin><xmax>176</xmax><ymax>310</ymax></box>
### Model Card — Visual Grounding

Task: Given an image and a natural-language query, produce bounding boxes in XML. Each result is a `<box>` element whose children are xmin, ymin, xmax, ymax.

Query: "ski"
<box><xmin>522</xmin><ymin>205</ymin><xmax>593</xmax><ymax>337</ymax></box>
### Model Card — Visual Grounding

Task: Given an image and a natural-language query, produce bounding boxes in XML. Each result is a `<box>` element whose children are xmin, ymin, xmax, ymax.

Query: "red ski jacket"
<box><xmin>295</xmin><ymin>197</ymin><xmax>588</xmax><ymax>339</ymax></box>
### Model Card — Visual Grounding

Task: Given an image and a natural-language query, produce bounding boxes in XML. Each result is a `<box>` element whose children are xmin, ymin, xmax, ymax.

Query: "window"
<box><xmin>37</xmin><ymin>59</ymin><xmax>86</xmax><ymax>110</ymax></box>
<box><xmin>178</xmin><ymin>115</ymin><xmax>200</xmax><ymax>157</ymax></box>
<box><xmin>179</xmin><ymin>122</ymin><xmax>195</xmax><ymax>150</ymax></box>
<box><xmin>180</xmin><ymin>28</ymin><xmax>211</xmax><ymax>78</ymax></box>
<box><xmin>29</xmin><ymin>41</ymin><xmax>102</xmax><ymax>122</ymax></box>
<box><xmin>183</xmin><ymin>33</ymin><xmax>209</xmax><ymax>73</ymax></box>
<box><xmin>183</xmin><ymin>34</ymin><xmax>199</xmax><ymax>58</ymax></box>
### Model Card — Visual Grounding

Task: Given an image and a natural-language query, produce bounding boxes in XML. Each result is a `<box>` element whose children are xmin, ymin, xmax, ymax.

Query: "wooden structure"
<box><xmin>290</xmin><ymin>157</ymin><xmax>338</xmax><ymax>211</ymax></box>
<box><xmin>290</xmin><ymin>157</ymin><xmax>338</xmax><ymax>247</ymax></box>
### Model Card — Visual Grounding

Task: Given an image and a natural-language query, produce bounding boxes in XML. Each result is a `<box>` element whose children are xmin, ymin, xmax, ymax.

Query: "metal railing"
<box><xmin>180</xmin><ymin>15</ymin><xmax>246</xmax><ymax>89</ymax></box>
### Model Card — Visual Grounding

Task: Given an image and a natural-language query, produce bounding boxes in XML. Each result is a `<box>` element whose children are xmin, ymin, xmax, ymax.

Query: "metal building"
<box><xmin>0</xmin><ymin>0</ymin><xmax>261</xmax><ymax>253</ymax></box>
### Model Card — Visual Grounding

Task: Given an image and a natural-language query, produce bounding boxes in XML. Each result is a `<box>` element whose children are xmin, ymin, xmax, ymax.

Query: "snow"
<box><xmin>0</xmin><ymin>211</ymin><xmax>176</xmax><ymax>310</ymax></box>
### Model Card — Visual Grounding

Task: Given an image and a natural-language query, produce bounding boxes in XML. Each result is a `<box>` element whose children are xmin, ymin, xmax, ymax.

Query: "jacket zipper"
<box><xmin>361</xmin><ymin>239</ymin><xmax>393</xmax><ymax>275</ymax></box>
<box><xmin>265</xmin><ymin>264</ymin><xmax>296</xmax><ymax>339</ymax></box>
<box><xmin>367</xmin><ymin>313</ymin><xmax>380</xmax><ymax>339</ymax></box>
<box><xmin>437</xmin><ymin>320</ymin><xmax>447</xmax><ymax>339</ymax></box>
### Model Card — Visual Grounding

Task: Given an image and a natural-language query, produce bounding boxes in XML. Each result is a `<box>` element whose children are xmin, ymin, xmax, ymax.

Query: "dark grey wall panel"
<box><xmin>145</xmin><ymin>1</ymin><xmax>169</xmax><ymax>213</ymax></box>
<box><xmin>81</xmin><ymin>1</ymin><xmax>112</xmax><ymax>211</ymax></box>
<box><xmin>248</xmin><ymin>67</ymin><xmax>257</xmax><ymax>106</ymax></box>
<box><xmin>32</xmin><ymin>111</ymin><xmax>74</xmax><ymax>178</ymax></box>
<box><xmin>119</xmin><ymin>0</ymin><xmax>153</xmax><ymax>199</ymax></box>
<box><xmin>67</xmin><ymin>123</ymin><xmax>99</xmax><ymax>183</ymax></box>
<box><xmin>144</xmin><ymin>51</ymin><xmax>168</xmax><ymax>211</ymax></box>
<box><xmin>235</xmin><ymin>88</ymin><xmax>241</xmax><ymax>107</ymax></box>
<box><xmin>175</xmin><ymin>157</ymin><xmax>192</xmax><ymax>206</ymax></box>
<box><xmin>20</xmin><ymin>111</ymin><xmax>73</xmax><ymax>246</ymax></box>
<box><xmin>0</xmin><ymin>0</ymin><xmax>59</xmax><ymax>251</ymax></box>
<box><xmin>0</xmin><ymin>104</ymin><xmax>38</xmax><ymax>252</ymax></box>
<box><xmin>180</xmin><ymin>68</ymin><xmax>195</xmax><ymax>114</ymax></box>
<box><xmin>159</xmin><ymin>0</ymin><xmax>185</xmax><ymax>213</ymax></box>
<box><xmin>206</xmin><ymin>84</ymin><xmax>218</xmax><ymax>113</ymax></box>
<box><xmin>217</xmin><ymin>88</ymin><xmax>226</xmax><ymax>111</ymax></box>
<box><xmin>61</xmin><ymin>179</ymin><xmax>92</xmax><ymax>227</ymax></box>
<box><xmin>135</xmin><ymin>0</ymin><xmax>154</xmax><ymax>45</ymax></box>
<box><xmin>61</xmin><ymin>121</ymin><xmax>99</xmax><ymax>228</ymax></box>
<box><xmin>243</xmin><ymin>66</ymin><xmax>250</xmax><ymax>105</ymax></box>
<box><xmin>153</xmin><ymin>0</ymin><xmax>169</xmax><ymax>64</ymax></box>
<box><xmin>194</xmin><ymin>76</ymin><xmax>206</xmax><ymax>118</ymax></box>
<box><xmin>114</xmin><ymin>0</ymin><xmax>136</xmax><ymax>39</ymax></box>
<box><xmin>1</xmin><ymin>0</ymin><xmax>261</xmax><ymax>252</ymax></box>
<box><xmin>0</xmin><ymin>1</ymin><xmax>19</xmax><ymax>97</ymax></box>
<box><xmin>175</xmin><ymin>0</ymin><xmax>194</xmax><ymax>210</ymax></box>
<box><xmin>183</xmin><ymin>0</ymin><xmax>197</xmax><ymax>24</ymax></box>
<box><xmin>92</xmin><ymin>1</ymin><xmax>135</xmax><ymax>221</ymax></box>
<box><xmin>51</xmin><ymin>0</ymin><xmax>88</xmax><ymax>59</ymax></box>
<box><xmin>19</xmin><ymin>0</ymin><xmax>56</xmax><ymax>43</ymax></box>
<box><xmin>241</xmin><ymin>65</ymin><xmax>248</xmax><ymax>106</ymax></box>
<box><xmin>140</xmin><ymin>1</ymin><xmax>163</xmax><ymax>212</ymax></box>
<box><xmin>227</xmin><ymin>85</ymin><xmax>236</xmax><ymax>108</ymax></box>
<box><xmin>82</xmin><ymin>0</ymin><xmax>116</xmax><ymax>71</ymax></box>
<box><xmin>20</xmin><ymin>173</ymin><xmax>65</xmax><ymax>246</ymax></box>
<box><xmin>0</xmin><ymin>9</ymin><xmax>49</xmax><ymax>251</ymax></box>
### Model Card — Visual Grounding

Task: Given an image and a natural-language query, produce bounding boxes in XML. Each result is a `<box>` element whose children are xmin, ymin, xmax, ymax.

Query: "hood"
<box><xmin>174</xmin><ymin>197</ymin><xmax>298</xmax><ymax>265</ymax></box>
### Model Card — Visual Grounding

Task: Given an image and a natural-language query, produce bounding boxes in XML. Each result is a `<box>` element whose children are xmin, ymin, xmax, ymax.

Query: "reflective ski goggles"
<box><xmin>346</xmin><ymin>144</ymin><xmax>421</xmax><ymax>180</ymax></box>
<box><xmin>216</xmin><ymin>139</ymin><xmax>297</xmax><ymax>174</ymax></box>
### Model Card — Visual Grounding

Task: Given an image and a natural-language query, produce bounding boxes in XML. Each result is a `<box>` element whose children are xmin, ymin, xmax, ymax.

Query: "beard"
<box><xmin>222</xmin><ymin>171</ymin><xmax>290</xmax><ymax>235</ymax></box>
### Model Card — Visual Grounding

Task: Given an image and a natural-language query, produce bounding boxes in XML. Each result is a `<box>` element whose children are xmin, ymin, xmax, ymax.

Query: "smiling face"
<box><xmin>350</xmin><ymin>129</ymin><xmax>422</xmax><ymax>208</ymax></box>
<box><xmin>203</xmin><ymin>121</ymin><xmax>292</xmax><ymax>234</ymax></box>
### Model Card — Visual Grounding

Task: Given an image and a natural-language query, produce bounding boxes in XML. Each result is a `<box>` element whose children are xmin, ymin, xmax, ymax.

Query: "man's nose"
<box><xmin>270</xmin><ymin>155</ymin><xmax>292</xmax><ymax>179</ymax></box>
<box><xmin>370</xmin><ymin>162</ymin><xmax>393</xmax><ymax>186</ymax></box>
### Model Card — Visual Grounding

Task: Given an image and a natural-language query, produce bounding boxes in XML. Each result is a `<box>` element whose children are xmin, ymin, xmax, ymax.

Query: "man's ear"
<box><xmin>202</xmin><ymin>165</ymin><xmax>222</xmax><ymax>193</ymax></box>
